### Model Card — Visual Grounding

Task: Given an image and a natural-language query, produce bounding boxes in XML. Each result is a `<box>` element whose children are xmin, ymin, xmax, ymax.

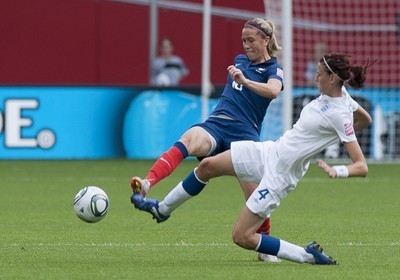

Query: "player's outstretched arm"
<box><xmin>316</xmin><ymin>141</ymin><xmax>368</xmax><ymax>179</ymax></box>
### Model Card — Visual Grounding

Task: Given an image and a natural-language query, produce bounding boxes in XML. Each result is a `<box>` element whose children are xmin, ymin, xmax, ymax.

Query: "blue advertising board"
<box><xmin>1</xmin><ymin>86</ymin><xmax>398</xmax><ymax>159</ymax></box>
<box><xmin>0</xmin><ymin>87</ymin><xmax>137</xmax><ymax>159</ymax></box>
<box><xmin>123</xmin><ymin>90</ymin><xmax>218</xmax><ymax>159</ymax></box>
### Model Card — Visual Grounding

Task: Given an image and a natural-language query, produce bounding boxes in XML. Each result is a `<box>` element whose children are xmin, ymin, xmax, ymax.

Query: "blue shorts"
<box><xmin>193</xmin><ymin>116</ymin><xmax>260</xmax><ymax>158</ymax></box>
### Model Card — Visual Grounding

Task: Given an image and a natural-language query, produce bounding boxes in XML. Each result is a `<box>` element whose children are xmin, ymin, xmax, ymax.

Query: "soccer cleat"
<box><xmin>130</xmin><ymin>176</ymin><xmax>150</xmax><ymax>196</ymax></box>
<box><xmin>258</xmin><ymin>253</ymin><xmax>281</xmax><ymax>263</ymax></box>
<box><xmin>130</xmin><ymin>194</ymin><xmax>169</xmax><ymax>223</ymax></box>
<box><xmin>305</xmin><ymin>241</ymin><xmax>337</xmax><ymax>265</ymax></box>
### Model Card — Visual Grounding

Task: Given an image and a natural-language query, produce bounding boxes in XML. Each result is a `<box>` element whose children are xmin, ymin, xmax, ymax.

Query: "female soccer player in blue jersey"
<box><xmin>132</xmin><ymin>53</ymin><xmax>373</xmax><ymax>265</ymax></box>
<box><xmin>130</xmin><ymin>18</ymin><xmax>283</xmax><ymax>262</ymax></box>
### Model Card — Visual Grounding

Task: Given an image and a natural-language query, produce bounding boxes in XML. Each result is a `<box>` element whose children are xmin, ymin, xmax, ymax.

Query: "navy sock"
<box><xmin>182</xmin><ymin>170</ymin><xmax>206</xmax><ymax>196</ymax></box>
<box><xmin>174</xmin><ymin>141</ymin><xmax>189</xmax><ymax>158</ymax></box>
<box><xmin>257</xmin><ymin>234</ymin><xmax>281</xmax><ymax>256</ymax></box>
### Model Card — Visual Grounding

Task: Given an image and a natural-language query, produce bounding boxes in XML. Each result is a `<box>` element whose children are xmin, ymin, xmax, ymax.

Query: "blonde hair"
<box><xmin>244</xmin><ymin>18</ymin><xmax>282</xmax><ymax>57</ymax></box>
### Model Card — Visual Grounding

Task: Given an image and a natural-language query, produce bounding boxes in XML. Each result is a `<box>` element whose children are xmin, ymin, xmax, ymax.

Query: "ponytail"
<box><xmin>265</xmin><ymin>20</ymin><xmax>282</xmax><ymax>57</ymax></box>
<box><xmin>322</xmin><ymin>53</ymin><xmax>375</xmax><ymax>90</ymax></box>
<box><xmin>348</xmin><ymin>59</ymin><xmax>375</xmax><ymax>89</ymax></box>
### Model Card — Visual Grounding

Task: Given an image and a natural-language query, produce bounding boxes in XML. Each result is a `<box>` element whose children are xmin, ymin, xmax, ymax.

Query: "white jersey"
<box><xmin>274</xmin><ymin>87</ymin><xmax>359</xmax><ymax>190</ymax></box>
<box><xmin>232</xmin><ymin>88</ymin><xmax>359</xmax><ymax>218</ymax></box>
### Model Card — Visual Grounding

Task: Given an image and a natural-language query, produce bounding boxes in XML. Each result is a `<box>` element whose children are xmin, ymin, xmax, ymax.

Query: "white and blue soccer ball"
<box><xmin>73</xmin><ymin>186</ymin><xmax>109</xmax><ymax>223</ymax></box>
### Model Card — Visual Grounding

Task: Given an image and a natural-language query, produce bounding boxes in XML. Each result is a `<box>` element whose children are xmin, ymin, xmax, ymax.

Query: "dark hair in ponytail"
<box><xmin>348</xmin><ymin>61</ymin><xmax>374</xmax><ymax>89</ymax></box>
<box><xmin>321</xmin><ymin>53</ymin><xmax>375</xmax><ymax>90</ymax></box>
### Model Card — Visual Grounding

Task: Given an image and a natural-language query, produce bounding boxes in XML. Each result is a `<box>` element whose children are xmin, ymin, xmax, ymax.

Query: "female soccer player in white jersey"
<box><xmin>131</xmin><ymin>18</ymin><xmax>283</xmax><ymax>262</ymax></box>
<box><xmin>131</xmin><ymin>53</ymin><xmax>373</xmax><ymax>265</ymax></box>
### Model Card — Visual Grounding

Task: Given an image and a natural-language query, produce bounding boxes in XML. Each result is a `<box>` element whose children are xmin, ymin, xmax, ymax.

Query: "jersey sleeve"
<box><xmin>264</xmin><ymin>66</ymin><xmax>284</xmax><ymax>91</ymax></box>
<box><xmin>348</xmin><ymin>95</ymin><xmax>359</xmax><ymax>112</ymax></box>
<box><xmin>330</xmin><ymin>114</ymin><xmax>357</xmax><ymax>143</ymax></box>
<box><xmin>342</xmin><ymin>86</ymin><xmax>359</xmax><ymax>111</ymax></box>
<box><xmin>265</xmin><ymin>66</ymin><xmax>284</xmax><ymax>83</ymax></box>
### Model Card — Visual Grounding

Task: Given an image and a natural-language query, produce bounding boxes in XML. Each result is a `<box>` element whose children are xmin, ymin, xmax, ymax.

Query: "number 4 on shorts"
<box><xmin>258</xmin><ymin>188</ymin><xmax>269</xmax><ymax>200</ymax></box>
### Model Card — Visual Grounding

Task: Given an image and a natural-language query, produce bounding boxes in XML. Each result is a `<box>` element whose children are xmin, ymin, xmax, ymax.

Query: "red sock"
<box><xmin>145</xmin><ymin>142</ymin><xmax>188</xmax><ymax>187</ymax></box>
<box><xmin>257</xmin><ymin>218</ymin><xmax>271</xmax><ymax>235</ymax></box>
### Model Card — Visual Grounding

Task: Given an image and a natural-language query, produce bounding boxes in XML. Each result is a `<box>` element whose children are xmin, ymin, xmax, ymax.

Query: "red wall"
<box><xmin>1</xmin><ymin>0</ymin><xmax>399</xmax><ymax>86</ymax></box>
<box><xmin>0</xmin><ymin>0</ymin><xmax>246</xmax><ymax>86</ymax></box>
<box><xmin>1</xmin><ymin>0</ymin><xmax>98</xmax><ymax>84</ymax></box>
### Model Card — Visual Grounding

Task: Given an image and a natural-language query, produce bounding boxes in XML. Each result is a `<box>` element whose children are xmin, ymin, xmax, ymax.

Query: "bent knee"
<box><xmin>179</xmin><ymin>127</ymin><xmax>213</xmax><ymax>156</ymax></box>
<box><xmin>232</xmin><ymin>228</ymin><xmax>252</xmax><ymax>249</ymax></box>
<box><xmin>197</xmin><ymin>158</ymin><xmax>215</xmax><ymax>181</ymax></box>
<box><xmin>362</xmin><ymin>163</ymin><xmax>368</xmax><ymax>177</ymax></box>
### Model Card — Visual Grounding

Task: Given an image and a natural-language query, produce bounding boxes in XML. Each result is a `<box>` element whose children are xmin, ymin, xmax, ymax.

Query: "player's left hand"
<box><xmin>316</xmin><ymin>159</ymin><xmax>336</xmax><ymax>178</ymax></box>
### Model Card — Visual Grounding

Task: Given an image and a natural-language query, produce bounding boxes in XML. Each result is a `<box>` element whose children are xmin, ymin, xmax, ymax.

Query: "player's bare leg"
<box><xmin>238</xmin><ymin>180</ymin><xmax>280</xmax><ymax>263</ymax></box>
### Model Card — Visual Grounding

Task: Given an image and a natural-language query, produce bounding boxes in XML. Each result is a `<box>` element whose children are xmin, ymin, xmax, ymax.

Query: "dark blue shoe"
<box><xmin>305</xmin><ymin>241</ymin><xmax>337</xmax><ymax>265</ymax></box>
<box><xmin>130</xmin><ymin>194</ymin><xmax>170</xmax><ymax>223</ymax></box>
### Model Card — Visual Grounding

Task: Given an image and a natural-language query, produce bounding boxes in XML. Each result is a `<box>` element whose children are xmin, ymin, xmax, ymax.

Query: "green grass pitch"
<box><xmin>1</xmin><ymin>159</ymin><xmax>399</xmax><ymax>279</ymax></box>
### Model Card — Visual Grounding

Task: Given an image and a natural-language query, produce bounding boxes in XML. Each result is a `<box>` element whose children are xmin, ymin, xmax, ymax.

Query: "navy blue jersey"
<box><xmin>211</xmin><ymin>54</ymin><xmax>283</xmax><ymax>132</ymax></box>
<box><xmin>194</xmin><ymin>54</ymin><xmax>283</xmax><ymax>158</ymax></box>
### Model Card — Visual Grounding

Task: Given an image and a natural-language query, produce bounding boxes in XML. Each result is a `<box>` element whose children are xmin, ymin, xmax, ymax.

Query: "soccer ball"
<box><xmin>73</xmin><ymin>186</ymin><xmax>109</xmax><ymax>223</ymax></box>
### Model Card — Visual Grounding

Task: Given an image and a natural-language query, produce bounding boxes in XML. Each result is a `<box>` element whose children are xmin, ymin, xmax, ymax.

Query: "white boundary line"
<box><xmin>3</xmin><ymin>241</ymin><xmax>400</xmax><ymax>247</ymax></box>
<box><xmin>3</xmin><ymin>242</ymin><xmax>232</xmax><ymax>247</ymax></box>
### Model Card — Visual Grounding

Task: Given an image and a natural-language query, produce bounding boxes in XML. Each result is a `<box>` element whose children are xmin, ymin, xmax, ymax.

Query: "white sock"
<box><xmin>158</xmin><ymin>181</ymin><xmax>192</xmax><ymax>216</ymax></box>
<box><xmin>277</xmin><ymin>240</ymin><xmax>315</xmax><ymax>263</ymax></box>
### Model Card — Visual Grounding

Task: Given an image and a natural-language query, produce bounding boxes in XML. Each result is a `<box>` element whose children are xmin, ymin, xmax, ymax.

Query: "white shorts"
<box><xmin>231</xmin><ymin>140</ymin><xmax>265</xmax><ymax>183</ymax></box>
<box><xmin>245</xmin><ymin>185</ymin><xmax>280</xmax><ymax>219</ymax></box>
<box><xmin>231</xmin><ymin>140</ymin><xmax>282</xmax><ymax>219</ymax></box>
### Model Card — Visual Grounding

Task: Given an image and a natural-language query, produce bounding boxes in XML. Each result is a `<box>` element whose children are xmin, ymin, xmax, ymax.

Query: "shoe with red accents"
<box><xmin>130</xmin><ymin>176</ymin><xmax>150</xmax><ymax>196</ymax></box>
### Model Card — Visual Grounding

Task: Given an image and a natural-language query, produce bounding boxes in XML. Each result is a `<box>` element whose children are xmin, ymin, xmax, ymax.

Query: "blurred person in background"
<box><xmin>150</xmin><ymin>37</ymin><xmax>189</xmax><ymax>86</ymax></box>
<box><xmin>131</xmin><ymin>18</ymin><xmax>284</xmax><ymax>262</ymax></box>
<box><xmin>305</xmin><ymin>43</ymin><xmax>327</xmax><ymax>87</ymax></box>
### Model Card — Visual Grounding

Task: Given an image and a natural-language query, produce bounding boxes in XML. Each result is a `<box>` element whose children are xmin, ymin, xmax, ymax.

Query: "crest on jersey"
<box><xmin>344</xmin><ymin>122</ymin><xmax>354</xmax><ymax>136</ymax></box>
<box><xmin>256</xmin><ymin>67</ymin><xmax>266</xmax><ymax>73</ymax></box>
